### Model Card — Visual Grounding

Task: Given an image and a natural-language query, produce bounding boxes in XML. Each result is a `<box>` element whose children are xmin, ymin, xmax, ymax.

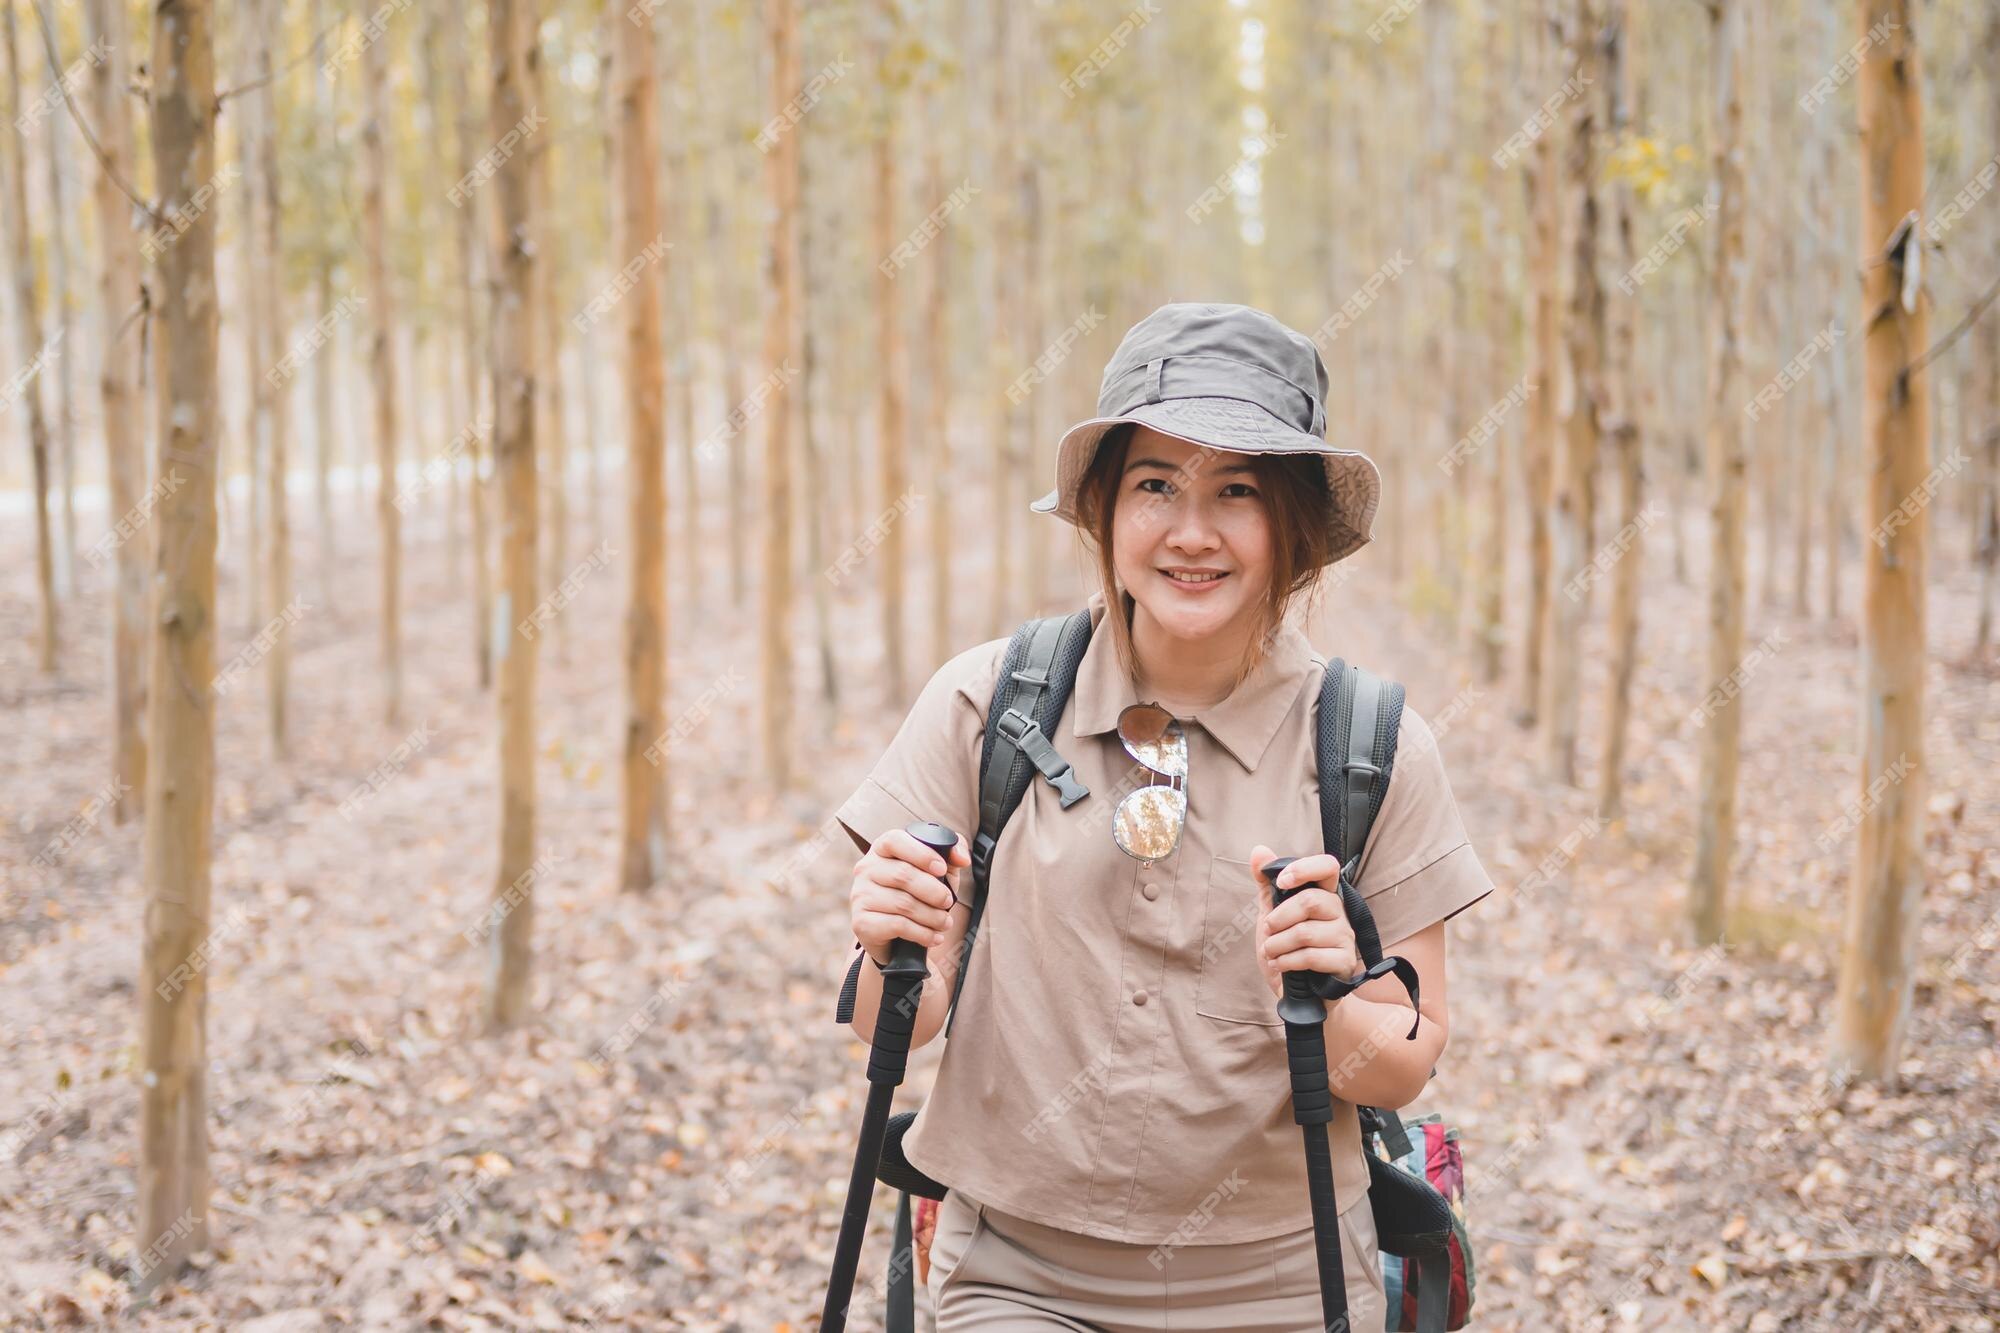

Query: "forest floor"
<box><xmin>2</xmin><ymin>482</ymin><xmax>1998</xmax><ymax>1332</ymax></box>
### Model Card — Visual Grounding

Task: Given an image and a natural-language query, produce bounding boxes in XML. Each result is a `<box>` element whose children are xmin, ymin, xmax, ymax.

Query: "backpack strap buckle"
<box><xmin>996</xmin><ymin>708</ymin><xmax>1090</xmax><ymax>808</ymax></box>
<box><xmin>970</xmin><ymin>830</ymin><xmax>999</xmax><ymax>884</ymax></box>
<box><xmin>1361</xmin><ymin>1106</ymin><xmax>1415</xmax><ymax>1160</ymax></box>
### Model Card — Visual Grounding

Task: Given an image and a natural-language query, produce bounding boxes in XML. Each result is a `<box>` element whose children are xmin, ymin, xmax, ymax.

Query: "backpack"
<box><xmin>833</xmin><ymin>609</ymin><xmax>1474</xmax><ymax>1332</ymax></box>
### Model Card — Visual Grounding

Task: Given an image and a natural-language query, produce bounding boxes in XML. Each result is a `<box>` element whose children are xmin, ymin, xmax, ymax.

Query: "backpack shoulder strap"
<box><xmin>1313</xmin><ymin>659</ymin><xmax>1423</xmax><ymax>1036</ymax></box>
<box><xmin>945</xmin><ymin>608</ymin><xmax>1094</xmax><ymax>1038</ymax></box>
<box><xmin>834</xmin><ymin>610</ymin><xmax>1096</xmax><ymax>1031</ymax></box>
<box><xmin>1316</xmin><ymin>657</ymin><xmax>1406</xmax><ymax>967</ymax></box>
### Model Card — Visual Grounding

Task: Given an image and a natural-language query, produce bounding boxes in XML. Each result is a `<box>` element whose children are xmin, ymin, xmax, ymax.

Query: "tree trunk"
<box><xmin>586</xmin><ymin>13</ymin><xmax>614</xmax><ymax>551</ymax></box>
<box><xmin>544</xmin><ymin>320</ymin><xmax>569</xmax><ymax>646</ymax></box>
<box><xmin>2</xmin><ymin>1</ymin><xmax>58</xmax><ymax>673</ymax></box>
<box><xmin>1790</xmin><ymin>233</ymin><xmax>1817</xmax><ymax>615</ymax></box>
<box><xmin>86</xmin><ymin>0</ymin><xmax>147</xmax><ymax>822</ymax></box>
<box><xmin>1425</xmin><ymin>0</ymin><xmax>1461</xmax><ymax>629</ymax></box>
<box><xmin>1833</xmin><ymin>0</ymin><xmax>1931</xmax><ymax>1081</ymax></box>
<box><xmin>1518</xmin><ymin>4</ymin><xmax>1562</xmax><ymax>727</ymax></box>
<box><xmin>988</xmin><ymin>1</ymin><xmax>1017</xmax><ymax>634</ymax></box>
<box><xmin>705</xmin><ymin>154</ymin><xmax>748</xmax><ymax>606</ymax></box>
<box><xmin>700</xmin><ymin>0</ymin><xmax>751</xmax><ymax>613</ymax></box>
<box><xmin>923</xmin><ymin>103</ymin><xmax>953</xmax><ymax>670</ymax></box>
<box><xmin>1977</xmin><ymin>412</ymin><xmax>1997</xmax><ymax>656</ymax></box>
<box><xmin>1814</xmin><ymin>5</ymin><xmax>1849</xmax><ymax>627</ymax></box>
<box><xmin>361</xmin><ymin>0</ymin><xmax>402</xmax><ymax>725</ymax></box>
<box><xmin>1475</xmin><ymin>6</ymin><xmax>1512</xmax><ymax>684</ymax></box>
<box><xmin>617</xmin><ymin>6</ymin><xmax>668</xmax><ymax>893</ymax></box>
<box><xmin>1972</xmin><ymin>9</ymin><xmax>1998</xmax><ymax>656</ymax></box>
<box><xmin>1746</xmin><ymin>0</ymin><xmax>1782</xmax><ymax>623</ymax></box>
<box><xmin>417</xmin><ymin>7</ymin><xmax>461</xmax><ymax>592</ymax></box>
<box><xmin>136</xmin><ymin>0</ymin><xmax>220</xmax><ymax>1292</ymax></box>
<box><xmin>311</xmin><ymin>271</ymin><xmax>341</xmax><ymax>586</ymax></box>
<box><xmin>659</xmin><ymin>19</ymin><xmax>701</xmax><ymax>617</ymax></box>
<box><xmin>532</xmin><ymin>83</ymin><xmax>568</xmax><ymax>640</ymax></box>
<box><xmin>798</xmin><ymin>125</ymin><xmax>837</xmax><ymax>708</ymax></box>
<box><xmin>236</xmin><ymin>90</ymin><xmax>264</xmax><ymax>642</ymax></box>
<box><xmin>872</xmin><ymin>6</ymin><xmax>907</xmax><ymax>703</ymax></box>
<box><xmin>1980</xmin><ymin>152</ymin><xmax>1999</xmax><ymax>655</ymax></box>
<box><xmin>1542</xmin><ymin>0</ymin><xmax>1605</xmax><ymax>784</ymax></box>
<box><xmin>1690</xmin><ymin>0</ymin><xmax>1749</xmax><ymax>947</ymax></box>
<box><xmin>1596</xmin><ymin>0</ymin><xmax>1644</xmax><ymax>822</ymax></box>
<box><xmin>760</xmin><ymin>0</ymin><xmax>800</xmax><ymax>790</ymax></box>
<box><xmin>483</xmin><ymin>0</ymin><xmax>540</xmax><ymax>1032</ymax></box>
<box><xmin>672</xmin><ymin>266</ymin><xmax>699</xmax><ymax>607</ymax></box>
<box><xmin>309</xmin><ymin>0</ymin><xmax>338</xmax><ymax>614</ymax></box>
<box><xmin>1319</xmin><ymin>30</ymin><xmax>1347</xmax><ymax>433</ymax></box>
<box><xmin>1020</xmin><ymin>154</ymin><xmax>1046</xmax><ymax>615</ymax></box>
<box><xmin>44</xmin><ymin>74</ymin><xmax>77</xmax><ymax>596</ymax></box>
<box><xmin>443</xmin><ymin>0</ymin><xmax>491</xmax><ymax>691</ymax></box>
<box><xmin>252</xmin><ymin>0</ymin><xmax>291</xmax><ymax>754</ymax></box>
<box><xmin>1808</xmin><ymin>10</ymin><xmax>1832</xmax><ymax>624</ymax></box>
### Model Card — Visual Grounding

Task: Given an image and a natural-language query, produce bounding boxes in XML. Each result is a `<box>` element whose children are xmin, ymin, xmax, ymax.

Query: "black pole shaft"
<box><xmin>1265</xmin><ymin>855</ymin><xmax>1349</xmax><ymax>1330</ymax></box>
<box><xmin>1300</xmin><ymin>1113</ymin><xmax>1349</xmax><ymax>1330</ymax></box>
<box><xmin>820</xmin><ymin>822</ymin><xmax>958</xmax><ymax>1333</ymax></box>
<box><xmin>821</xmin><ymin>1080</ymin><xmax>898</xmax><ymax>1332</ymax></box>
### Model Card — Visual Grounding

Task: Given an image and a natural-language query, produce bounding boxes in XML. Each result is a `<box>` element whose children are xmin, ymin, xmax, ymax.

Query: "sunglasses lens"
<box><xmin>1118</xmin><ymin>704</ymin><xmax>1188</xmax><ymax>778</ymax></box>
<box><xmin>1113</xmin><ymin>785</ymin><xmax>1187</xmax><ymax>862</ymax></box>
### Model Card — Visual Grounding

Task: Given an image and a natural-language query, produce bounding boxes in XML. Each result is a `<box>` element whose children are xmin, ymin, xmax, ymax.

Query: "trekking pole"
<box><xmin>820</xmin><ymin>820</ymin><xmax>957</xmax><ymax>1333</ymax></box>
<box><xmin>1262</xmin><ymin>855</ymin><xmax>1349</xmax><ymax>1333</ymax></box>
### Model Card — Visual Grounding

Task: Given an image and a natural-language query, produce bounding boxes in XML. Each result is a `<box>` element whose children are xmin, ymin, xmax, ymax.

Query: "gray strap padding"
<box><xmin>1344</xmin><ymin>665</ymin><xmax>1381</xmax><ymax>867</ymax></box>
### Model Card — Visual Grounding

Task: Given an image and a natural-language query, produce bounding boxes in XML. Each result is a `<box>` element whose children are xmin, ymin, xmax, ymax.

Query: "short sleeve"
<box><xmin>1349</xmin><ymin>703</ymin><xmax>1495</xmax><ymax>947</ymax></box>
<box><xmin>832</xmin><ymin>637</ymin><xmax>1010</xmax><ymax>859</ymax></box>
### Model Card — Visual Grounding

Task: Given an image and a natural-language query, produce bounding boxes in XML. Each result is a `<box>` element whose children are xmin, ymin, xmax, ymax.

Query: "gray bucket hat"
<box><xmin>1029</xmin><ymin>302</ymin><xmax>1381</xmax><ymax>567</ymax></box>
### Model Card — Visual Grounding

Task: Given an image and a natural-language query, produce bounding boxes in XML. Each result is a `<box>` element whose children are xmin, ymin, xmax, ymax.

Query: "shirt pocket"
<box><xmin>1195</xmin><ymin>855</ymin><xmax>1283</xmax><ymax>1027</ymax></box>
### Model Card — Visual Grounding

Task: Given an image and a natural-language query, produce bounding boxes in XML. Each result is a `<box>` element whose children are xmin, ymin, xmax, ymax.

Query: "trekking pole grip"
<box><xmin>892</xmin><ymin>820</ymin><xmax>957</xmax><ymax>969</ymax></box>
<box><xmin>1261</xmin><ymin>857</ymin><xmax>1331</xmax><ymax>1028</ymax></box>
<box><xmin>865</xmin><ymin>820</ymin><xmax>956</xmax><ymax>1086</ymax></box>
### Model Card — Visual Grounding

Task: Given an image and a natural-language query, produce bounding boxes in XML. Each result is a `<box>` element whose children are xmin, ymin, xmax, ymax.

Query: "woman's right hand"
<box><xmin>850</xmin><ymin>827</ymin><xmax>970</xmax><ymax>966</ymax></box>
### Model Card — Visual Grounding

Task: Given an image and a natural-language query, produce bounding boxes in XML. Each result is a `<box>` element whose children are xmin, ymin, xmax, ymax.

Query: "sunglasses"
<box><xmin>1112</xmin><ymin>701</ymin><xmax>1189</xmax><ymax>863</ymax></box>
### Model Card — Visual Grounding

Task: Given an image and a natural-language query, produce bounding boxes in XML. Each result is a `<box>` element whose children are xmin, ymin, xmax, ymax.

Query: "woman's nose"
<box><xmin>1164</xmin><ymin>504</ymin><xmax>1222</xmax><ymax>554</ymax></box>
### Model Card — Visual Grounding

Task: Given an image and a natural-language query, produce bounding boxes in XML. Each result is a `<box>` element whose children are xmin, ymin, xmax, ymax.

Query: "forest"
<box><xmin>1</xmin><ymin>0</ymin><xmax>1997</xmax><ymax>1328</ymax></box>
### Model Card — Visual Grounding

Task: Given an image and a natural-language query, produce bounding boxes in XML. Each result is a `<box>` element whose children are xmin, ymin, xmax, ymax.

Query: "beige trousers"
<box><xmin>927</xmin><ymin>1188</ymin><xmax>1389</xmax><ymax>1332</ymax></box>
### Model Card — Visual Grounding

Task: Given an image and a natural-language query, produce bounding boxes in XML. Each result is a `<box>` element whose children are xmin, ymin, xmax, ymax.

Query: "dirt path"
<box><xmin>2</xmin><ymin>503</ymin><xmax>1995</xmax><ymax>1331</ymax></box>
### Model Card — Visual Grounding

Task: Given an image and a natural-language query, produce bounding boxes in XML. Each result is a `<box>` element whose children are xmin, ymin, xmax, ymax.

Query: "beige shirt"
<box><xmin>835</xmin><ymin>587</ymin><xmax>1494</xmax><ymax>1244</ymax></box>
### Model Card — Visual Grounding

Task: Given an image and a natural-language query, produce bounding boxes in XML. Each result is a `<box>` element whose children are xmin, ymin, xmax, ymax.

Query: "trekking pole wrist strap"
<box><xmin>1312</xmin><ymin>954</ymin><xmax>1421</xmax><ymax>1039</ymax></box>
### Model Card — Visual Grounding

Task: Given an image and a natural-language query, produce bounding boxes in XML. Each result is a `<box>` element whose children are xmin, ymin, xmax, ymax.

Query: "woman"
<box><xmin>835</xmin><ymin>303</ymin><xmax>1494</xmax><ymax>1330</ymax></box>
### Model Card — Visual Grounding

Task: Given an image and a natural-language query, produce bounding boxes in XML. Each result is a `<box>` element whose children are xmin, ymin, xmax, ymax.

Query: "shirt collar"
<box><xmin>1068</xmin><ymin>586</ymin><xmax>1320</xmax><ymax>774</ymax></box>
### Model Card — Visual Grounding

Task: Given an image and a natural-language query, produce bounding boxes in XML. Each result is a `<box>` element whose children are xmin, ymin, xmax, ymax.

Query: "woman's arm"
<box><xmin>1322</xmin><ymin>920</ymin><xmax>1447</xmax><ymax>1110</ymax></box>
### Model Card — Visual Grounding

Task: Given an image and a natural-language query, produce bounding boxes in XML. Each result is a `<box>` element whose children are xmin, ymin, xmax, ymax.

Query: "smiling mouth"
<box><xmin>1161</xmin><ymin>569</ymin><xmax>1229</xmax><ymax>585</ymax></box>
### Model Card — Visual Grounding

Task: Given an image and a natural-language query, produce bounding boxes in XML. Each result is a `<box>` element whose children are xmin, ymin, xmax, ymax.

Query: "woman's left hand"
<box><xmin>1249</xmin><ymin>844</ymin><xmax>1358</xmax><ymax>1000</ymax></box>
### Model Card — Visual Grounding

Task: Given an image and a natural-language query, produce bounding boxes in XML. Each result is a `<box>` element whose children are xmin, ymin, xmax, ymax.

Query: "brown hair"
<box><xmin>1070</xmin><ymin>422</ymin><xmax>1339</xmax><ymax>695</ymax></box>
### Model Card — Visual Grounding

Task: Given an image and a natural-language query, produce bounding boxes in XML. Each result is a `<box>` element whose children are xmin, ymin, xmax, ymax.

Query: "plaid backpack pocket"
<box><xmin>1373</xmin><ymin>1113</ymin><xmax>1475</xmax><ymax>1332</ymax></box>
<box><xmin>913</xmin><ymin>1194</ymin><xmax>940</xmax><ymax>1285</ymax></box>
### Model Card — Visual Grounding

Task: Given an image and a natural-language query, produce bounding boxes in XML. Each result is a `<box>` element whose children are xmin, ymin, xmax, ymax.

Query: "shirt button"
<box><xmin>1142</xmin><ymin>882</ymin><xmax>1160</xmax><ymax>901</ymax></box>
<box><xmin>1133</xmin><ymin>990</ymin><xmax>1148</xmax><ymax>1006</ymax></box>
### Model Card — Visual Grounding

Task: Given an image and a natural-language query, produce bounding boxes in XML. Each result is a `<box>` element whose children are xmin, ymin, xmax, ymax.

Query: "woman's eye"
<box><xmin>1136</xmin><ymin>477</ymin><xmax>1172</xmax><ymax>495</ymax></box>
<box><xmin>1221</xmin><ymin>483</ymin><xmax>1257</xmax><ymax>498</ymax></box>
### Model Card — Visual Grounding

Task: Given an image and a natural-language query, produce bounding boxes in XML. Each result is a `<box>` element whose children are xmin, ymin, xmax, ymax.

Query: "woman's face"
<box><xmin>1110</xmin><ymin>426</ymin><xmax>1274</xmax><ymax>645</ymax></box>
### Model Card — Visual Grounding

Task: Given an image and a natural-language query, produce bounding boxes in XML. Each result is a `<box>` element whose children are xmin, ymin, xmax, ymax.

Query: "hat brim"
<box><xmin>1029</xmin><ymin>397</ymin><xmax>1381</xmax><ymax>567</ymax></box>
